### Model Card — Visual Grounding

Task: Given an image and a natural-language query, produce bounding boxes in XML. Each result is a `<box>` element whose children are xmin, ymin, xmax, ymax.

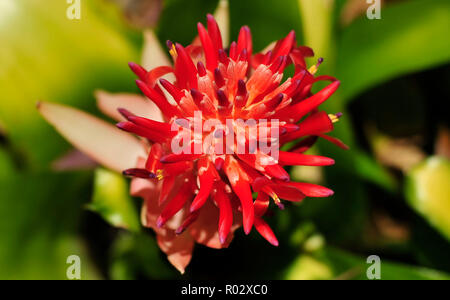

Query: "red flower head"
<box><xmin>120</xmin><ymin>15</ymin><xmax>346</xmax><ymax>262</ymax></box>
<box><xmin>39</xmin><ymin>6</ymin><xmax>347</xmax><ymax>273</ymax></box>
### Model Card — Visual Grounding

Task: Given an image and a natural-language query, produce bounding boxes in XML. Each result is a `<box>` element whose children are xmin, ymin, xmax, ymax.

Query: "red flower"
<box><xmin>122</xmin><ymin>15</ymin><xmax>346</xmax><ymax>257</ymax></box>
<box><xmin>39</xmin><ymin>4</ymin><xmax>347</xmax><ymax>273</ymax></box>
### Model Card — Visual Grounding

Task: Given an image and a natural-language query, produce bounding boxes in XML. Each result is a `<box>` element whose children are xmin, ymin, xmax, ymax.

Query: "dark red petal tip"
<box><xmin>117</xmin><ymin>108</ymin><xmax>134</xmax><ymax>119</ymax></box>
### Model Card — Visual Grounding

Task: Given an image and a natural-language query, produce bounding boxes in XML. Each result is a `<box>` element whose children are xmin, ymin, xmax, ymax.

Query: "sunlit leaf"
<box><xmin>38</xmin><ymin>102</ymin><xmax>146</xmax><ymax>173</ymax></box>
<box><xmin>284</xmin><ymin>247</ymin><xmax>450</xmax><ymax>280</ymax></box>
<box><xmin>405</xmin><ymin>156</ymin><xmax>450</xmax><ymax>241</ymax></box>
<box><xmin>88</xmin><ymin>168</ymin><xmax>141</xmax><ymax>233</ymax></box>
<box><xmin>337</xmin><ymin>0</ymin><xmax>450</xmax><ymax>103</ymax></box>
<box><xmin>0</xmin><ymin>0</ymin><xmax>139</xmax><ymax>170</ymax></box>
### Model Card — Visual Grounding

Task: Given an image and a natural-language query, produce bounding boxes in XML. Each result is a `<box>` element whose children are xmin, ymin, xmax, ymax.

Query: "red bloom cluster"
<box><xmin>119</xmin><ymin>15</ymin><xmax>346</xmax><ymax>253</ymax></box>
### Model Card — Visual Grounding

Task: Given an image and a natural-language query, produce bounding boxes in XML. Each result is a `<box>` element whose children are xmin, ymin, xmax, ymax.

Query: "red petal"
<box><xmin>272</xmin><ymin>30</ymin><xmax>296</xmax><ymax>62</ymax></box>
<box><xmin>207</xmin><ymin>14</ymin><xmax>223</xmax><ymax>50</ymax></box>
<box><xmin>174</xmin><ymin>43</ymin><xmax>198</xmax><ymax>90</ymax></box>
<box><xmin>224</xmin><ymin>156</ymin><xmax>254</xmax><ymax>235</ymax></box>
<box><xmin>318</xmin><ymin>134</ymin><xmax>350</xmax><ymax>150</ymax></box>
<box><xmin>190</xmin><ymin>158</ymin><xmax>215</xmax><ymax>212</ymax></box>
<box><xmin>157</xmin><ymin>175</ymin><xmax>195</xmax><ymax>228</ymax></box>
<box><xmin>176</xmin><ymin>210</ymin><xmax>201</xmax><ymax>235</ymax></box>
<box><xmin>285</xmin><ymin>182</ymin><xmax>334</xmax><ymax>198</ymax></box>
<box><xmin>215</xmin><ymin>183</ymin><xmax>234</xmax><ymax>244</ymax></box>
<box><xmin>116</xmin><ymin>121</ymin><xmax>166</xmax><ymax>143</ymax></box>
<box><xmin>264</xmin><ymin>164</ymin><xmax>290</xmax><ymax>182</ymax></box>
<box><xmin>279</xmin><ymin>81</ymin><xmax>340</xmax><ymax>123</ymax></box>
<box><xmin>159</xmin><ymin>78</ymin><xmax>185</xmax><ymax>103</ymax></box>
<box><xmin>128</xmin><ymin>62</ymin><xmax>147</xmax><ymax>81</ymax></box>
<box><xmin>136</xmin><ymin>80</ymin><xmax>179</xmax><ymax>118</ymax></box>
<box><xmin>159</xmin><ymin>176</ymin><xmax>176</xmax><ymax>205</ymax></box>
<box><xmin>127</xmin><ymin>115</ymin><xmax>174</xmax><ymax>136</ymax></box>
<box><xmin>197</xmin><ymin>22</ymin><xmax>218</xmax><ymax>71</ymax></box>
<box><xmin>278</xmin><ymin>151</ymin><xmax>335</xmax><ymax>166</ymax></box>
<box><xmin>145</xmin><ymin>66</ymin><xmax>174</xmax><ymax>88</ymax></box>
<box><xmin>281</xmin><ymin>111</ymin><xmax>333</xmax><ymax>144</ymax></box>
<box><xmin>254</xmin><ymin>217</ymin><xmax>279</xmax><ymax>246</ymax></box>
<box><xmin>237</xmin><ymin>26</ymin><xmax>253</xmax><ymax>61</ymax></box>
<box><xmin>254</xmin><ymin>192</ymin><xmax>270</xmax><ymax>217</ymax></box>
<box><xmin>163</xmin><ymin>161</ymin><xmax>194</xmax><ymax>177</ymax></box>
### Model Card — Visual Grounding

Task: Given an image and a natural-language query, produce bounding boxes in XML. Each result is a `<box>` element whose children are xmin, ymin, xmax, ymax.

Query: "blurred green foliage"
<box><xmin>0</xmin><ymin>0</ymin><xmax>449</xmax><ymax>280</ymax></box>
<box><xmin>0</xmin><ymin>0</ymin><xmax>140</xmax><ymax>170</ymax></box>
<box><xmin>0</xmin><ymin>169</ymin><xmax>100</xmax><ymax>279</ymax></box>
<box><xmin>88</xmin><ymin>168</ymin><xmax>141</xmax><ymax>233</ymax></box>
<box><xmin>406</xmin><ymin>157</ymin><xmax>450</xmax><ymax>241</ymax></box>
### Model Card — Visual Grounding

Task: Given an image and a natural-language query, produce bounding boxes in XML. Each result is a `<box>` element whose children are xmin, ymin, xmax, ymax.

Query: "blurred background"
<box><xmin>0</xmin><ymin>0</ymin><xmax>449</xmax><ymax>280</ymax></box>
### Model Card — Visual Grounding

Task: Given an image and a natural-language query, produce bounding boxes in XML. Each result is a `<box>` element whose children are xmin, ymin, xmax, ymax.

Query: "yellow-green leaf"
<box><xmin>88</xmin><ymin>168</ymin><xmax>141</xmax><ymax>232</ymax></box>
<box><xmin>405</xmin><ymin>156</ymin><xmax>450</xmax><ymax>241</ymax></box>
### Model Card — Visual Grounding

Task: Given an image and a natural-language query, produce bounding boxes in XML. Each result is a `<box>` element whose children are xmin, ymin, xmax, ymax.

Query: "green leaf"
<box><xmin>284</xmin><ymin>254</ymin><xmax>334</xmax><ymax>280</ymax></box>
<box><xmin>0</xmin><ymin>147</ymin><xmax>15</xmax><ymax>179</ymax></box>
<box><xmin>284</xmin><ymin>247</ymin><xmax>450</xmax><ymax>280</ymax></box>
<box><xmin>0</xmin><ymin>0</ymin><xmax>139</xmax><ymax>170</ymax></box>
<box><xmin>229</xmin><ymin>0</ymin><xmax>303</xmax><ymax>51</ymax></box>
<box><xmin>88</xmin><ymin>168</ymin><xmax>141</xmax><ymax>233</ymax></box>
<box><xmin>157</xmin><ymin>0</ymin><xmax>219</xmax><ymax>46</ymax></box>
<box><xmin>336</xmin><ymin>0</ymin><xmax>450</xmax><ymax>103</ymax></box>
<box><xmin>297</xmin><ymin>0</ymin><xmax>336</xmax><ymax>61</ymax></box>
<box><xmin>405</xmin><ymin>156</ymin><xmax>450</xmax><ymax>241</ymax></box>
<box><xmin>109</xmin><ymin>232</ymin><xmax>178</xmax><ymax>280</ymax></box>
<box><xmin>0</xmin><ymin>171</ymin><xmax>101</xmax><ymax>279</ymax></box>
<box><xmin>353</xmin><ymin>150</ymin><xmax>397</xmax><ymax>193</ymax></box>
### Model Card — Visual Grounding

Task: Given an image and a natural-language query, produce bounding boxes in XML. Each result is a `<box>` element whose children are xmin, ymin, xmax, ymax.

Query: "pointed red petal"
<box><xmin>190</xmin><ymin>158</ymin><xmax>215</xmax><ymax>212</ymax></box>
<box><xmin>136</xmin><ymin>80</ymin><xmax>179</xmax><ymax>118</ymax></box>
<box><xmin>254</xmin><ymin>192</ymin><xmax>270</xmax><ymax>217</ymax></box>
<box><xmin>174</xmin><ymin>43</ymin><xmax>198</xmax><ymax>89</ymax></box>
<box><xmin>207</xmin><ymin>14</ymin><xmax>223</xmax><ymax>50</ymax></box>
<box><xmin>176</xmin><ymin>210</ymin><xmax>201</xmax><ymax>235</ymax></box>
<box><xmin>197</xmin><ymin>22</ymin><xmax>218</xmax><ymax>71</ymax></box>
<box><xmin>145</xmin><ymin>143</ymin><xmax>163</xmax><ymax>173</ymax></box>
<box><xmin>281</xmin><ymin>111</ymin><xmax>333</xmax><ymax>144</ymax></box>
<box><xmin>318</xmin><ymin>134</ymin><xmax>350</xmax><ymax>150</ymax></box>
<box><xmin>159</xmin><ymin>176</ymin><xmax>176</xmax><ymax>205</ymax></box>
<box><xmin>254</xmin><ymin>217</ymin><xmax>279</xmax><ymax>246</ymax></box>
<box><xmin>285</xmin><ymin>182</ymin><xmax>334</xmax><ymax>197</ymax></box>
<box><xmin>224</xmin><ymin>156</ymin><xmax>254</xmax><ymax>235</ymax></box>
<box><xmin>278</xmin><ymin>151</ymin><xmax>335</xmax><ymax>166</ymax></box>
<box><xmin>128</xmin><ymin>62</ymin><xmax>147</xmax><ymax>81</ymax></box>
<box><xmin>279</xmin><ymin>81</ymin><xmax>340</xmax><ymax>122</ymax></box>
<box><xmin>116</xmin><ymin>121</ymin><xmax>166</xmax><ymax>143</ymax></box>
<box><xmin>157</xmin><ymin>175</ymin><xmax>194</xmax><ymax>228</ymax></box>
<box><xmin>215</xmin><ymin>183</ymin><xmax>234</xmax><ymax>244</ymax></box>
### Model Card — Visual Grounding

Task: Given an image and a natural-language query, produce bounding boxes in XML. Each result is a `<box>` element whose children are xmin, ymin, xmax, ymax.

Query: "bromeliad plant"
<box><xmin>39</xmin><ymin>8</ymin><xmax>347</xmax><ymax>273</ymax></box>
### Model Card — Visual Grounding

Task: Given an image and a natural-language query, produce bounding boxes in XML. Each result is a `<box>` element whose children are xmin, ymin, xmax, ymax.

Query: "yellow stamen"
<box><xmin>169</xmin><ymin>44</ymin><xmax>177</xmax><ymax>59</ymax></box>
<box><xmin>156</xmin><ymin>169</ymin><xmax>164</xmax><ymax>181</ymax></box>
<box><xmin>308</xmin><ymin>65</ymin><xmax>318</xmax><ymax>75</ymax></box>
<box><xmin>272</xmin><ymin>193</ymin><xmax>281</xmax><ymax>205</ymax></box>
<box><xmin>328</xmin><ymin>114</ymin><xmax>340</xmax><ymax>123</ymax></box>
